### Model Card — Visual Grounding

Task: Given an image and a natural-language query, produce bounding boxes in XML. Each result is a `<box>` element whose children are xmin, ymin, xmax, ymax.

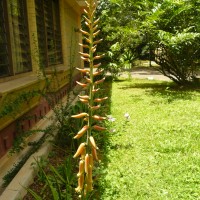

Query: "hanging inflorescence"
<box><xmin>71</xmin><ymin>0</ymin><xmax>107</xmax><ymax>197</ymax></box>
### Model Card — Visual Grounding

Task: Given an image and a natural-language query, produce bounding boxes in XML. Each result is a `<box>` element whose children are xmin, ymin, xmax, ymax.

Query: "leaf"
<box><xmin>26</xmin><ymin>188</ymin><xmax>43</xmax><ymax>200</ymax></box>
<box><xmin>50</xmin><ymin>165</ymin><xmax>65</xmax><ymax>183</ymax></box>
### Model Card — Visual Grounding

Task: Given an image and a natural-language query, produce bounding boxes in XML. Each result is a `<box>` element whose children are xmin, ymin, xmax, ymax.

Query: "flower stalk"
<box><xmin>72</xmin><ymin>0</ymin><xmax>107</xmax><ymax>198</ymax></box>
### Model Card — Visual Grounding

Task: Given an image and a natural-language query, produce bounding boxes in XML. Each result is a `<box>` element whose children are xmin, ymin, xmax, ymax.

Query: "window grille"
<box><xmin>9</xmin><ymin>0</ymin><xmax>32</xmax><ymax>74</ymax></box>
<box><xmin>0</xmin><ymin>0</ymin><xmax>32</xmax><ymax>77</ymax></box>
<box><xmin>35</xmin><ymin>0</ymin><xmax>62</xmax><ymax>67</ymax></box>
<box><xmin>0</xmin><ymin>0</ymin><xmax>10</xmax><ymax>77</ymax></box>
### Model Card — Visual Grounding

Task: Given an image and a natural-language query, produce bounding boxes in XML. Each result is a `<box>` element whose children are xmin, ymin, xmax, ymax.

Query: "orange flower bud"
<box><xmin>87</xmin><ymin>181</ymin><xmax>93</xmax><ymax>192</ymax></box>
<box><xmin>73</xmin><ymin>143</ymin><xmax>86</xmax><ymax>158</ymax></box>
<box><xmin>85</xmin><ymin>77</ymin><xmax>92</xmax><ymax>83</ymax></box>
<box><xmin>85</xmin><ymin>1</ymin><xmax>89</xmax><ymax>7</ymax></box>
<box><xmin>71</xmin><ymin>112</ymin><xmax>88</xmax><ymax>118</ymax></box>
<box><xmin>79</xmin><ymin>98</ymin><xmax>89</xmax><ymax>104</ymax></box>
<box><xmin>83</xmin><ymin>117</ymin><xmax>88</xmax><ymax>122</ymax></box>
<box><xmin>93</xmin><ymin>125</ymin><xmax>106</xmax><ymax>131</ymax></box>
<box><xmin>89</xmin><ymin>154</ymin><xmax>93</xmax><ymax>168</ymax></box>
<box><xmin>89</xmin><ymin>136</ymin><xmax>98</xmax><ymax>149</ymax></box>
<box><xmin>78</xmin><ymin>43</ymin><xmax>90</xmax><ymax>49</ymax></box>
<box><xmin>91</xmin><ymin>10</ymin><xmax>95</xmax><ymax>17</ymax></box>
<box><xmin>92</xmin><ymin>88</ymin><xmax>100</xmax><ymax>93</ymax></box>
<box><xmin>81</xmin><ymin>56</ymin><xmax>90</xmax><ymax>62</ymax></box>
<box><xmin>93</xmin><ymin>63</ymin><xmax>102</xmax><ymax>68</ymax></box>
<box><xmin>78</xmin><ymin>95</ymin><xmax>90</xmax><ymax>100</ymax></box>
<box><xmin>92</xmin><ymin>47</ymin><xmax>97</xmax><ymax>53</ymax></box>
<box><xmin>93</xmin><ymin>39</ymin><xmax>103</xmax><ymax>45</ymax></box>
<box><xmin>80</xmin><ymin>29</ymin><xmax>90</xmax><ymax>36</ymax></box>
<box><xmin>92</xmin><ymin>147</ymin><xmax>98</xmax><ymax>161</ymax></box>
<box><xmin>75</xmin><ymin>173</ymin><xmax>84</xmax><ymax>193</ymax></box>
<box><xmin>92</xmin><ymin>115</ymin><xmax>106</xmax><ymax>121</ymax></box>
<box><xmin>83</xmin><ymin>16</ymin><xmax>91</xmax><ymax>24</ymax></box>
<box><xmin>74</xmin><ymin>125</ymin><xmax>89</xmax><ymax>139</ymax></box>
<box><xmin>76</xmin><ymin>67</ymin><xmax>90</xmax><ymax>73</ymax></box>
<box><xmin>85</xmin><ymin>37</ymin><xmax>92</xmax><ymax>44</ymax></box>
<box><xmin>85</xmin><ymin>154</ymin><xmax>90</xmax><ymax>174</ymax></box>
<box><xmin>85</xmin><ymin>21</ymin><xmax>91</xmax><ymax>28</ymax></box>
<box><xmin>86</xmin><ymin>166</ymin><xmax>93</xmax><ymax>192</ymax></box>
<box><xmin>81</xmin><ymin>148</ymin><xmax>86</xmax><ymax>160</ymax></box>
<box><xmin>94</xmin><ymin>18</ymin><xmax>100</xmax><ymax>25</ymax></box>
<box><xmin>91</xmin><ymin>45</ymin><xmax>97</xmax><ymax>51</ymax></box>
<box><xmin>87</xmin><ymin>165</ymin><xmax>93</xmax><ymax>183</ymax></box>
<box><xmin>93</xmin><ymin>30</ymin><xmax>100</xmax><ymax>37</ymax></box>
<box><xmin>90</xmin><ymin>105</ymin><xmax>101</xmax><ymax>110</ymax></box>
<box><xmin>79</xmin><ymin>52</ymin><xmax>90</xmax><ymax>57</ymax></box>
<box><xmin>93</xmin><ymin>25</ymin><xmax>98</xmax><ymax>32</ymax></box>
<box><xmin>94</xmin><ymin>54</ymin><xmax>105</xmax><ymax>60</ymax></box>
<box><xmin>83</xmin><ymin>9</ymin><xmax>88</xmax><ymax>15</ymax></box>
<box><xmin>94</xmin><ymin>77</ymin><xmax>105</xmax><ymax>85</ymax></box>
<box><xmin>93</xmin><ymin>69</ymin><xmax>103</xmax><ymax>76</ymax></box>
<box><xmin>76</xmin><ymin>81</ymin><xmax>88</xmax><ymax>87</ymax></box>
<box><xmin>77</xmin><ymin>160</ymin><xmax>84</xmax><ymax>177</ymax></box>
<box><xmin>94</xmin><ymin>97</ymin><xmax>108</xmax><ymax>102</ymax></box>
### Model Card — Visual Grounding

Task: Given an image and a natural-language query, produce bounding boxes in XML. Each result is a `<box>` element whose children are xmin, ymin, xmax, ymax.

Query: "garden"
<box><xmin>2</xmin><ymin>0</ymin><xmax>200</xmax><ymax>199</ymax></box>
<box><xmin>23</xmin><ymin>76</ymin><xmax>200</xmax><ymax>200</ymax></box>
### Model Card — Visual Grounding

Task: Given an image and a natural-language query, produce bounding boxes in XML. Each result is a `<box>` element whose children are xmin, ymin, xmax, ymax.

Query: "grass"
<box><xmin>99</xmin><ymin>78</ymin><xmax>200</xmax><ymax>200</ymax></box>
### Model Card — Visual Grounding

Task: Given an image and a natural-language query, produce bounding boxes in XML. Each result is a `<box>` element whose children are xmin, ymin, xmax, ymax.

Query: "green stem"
<box><xmin>87</xmin><ymin>4</ymin><xmax>95</xmax><ymax>153</ymax></box>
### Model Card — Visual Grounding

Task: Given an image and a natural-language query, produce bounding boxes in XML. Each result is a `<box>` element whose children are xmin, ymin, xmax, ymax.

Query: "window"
<box><xmin>0</xmin><ymin>1</ymin><xmax>9</xmax><ymax>77</ymax></box>
<box><xmin>35</xmin><ymin>0</ymin><xmax>62</xmax><ymax>67</ymax></box>
<box><xmin>0</xmin><ymin>0</ymin><xmax>32</xmax><ymax>77</ymax></box>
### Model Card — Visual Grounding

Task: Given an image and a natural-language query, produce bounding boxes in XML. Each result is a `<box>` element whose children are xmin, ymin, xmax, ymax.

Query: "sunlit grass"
<box><xmin>99</xmin><ymin>78</ymin><xmax>200</xmax><ymax>200</ymax></box>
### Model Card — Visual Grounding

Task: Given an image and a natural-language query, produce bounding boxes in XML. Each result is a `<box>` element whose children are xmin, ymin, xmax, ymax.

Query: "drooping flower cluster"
<box><xmin>71</xmin><ymin>0</ymin><xmax>107</xmax><ymax>197</ymax></box>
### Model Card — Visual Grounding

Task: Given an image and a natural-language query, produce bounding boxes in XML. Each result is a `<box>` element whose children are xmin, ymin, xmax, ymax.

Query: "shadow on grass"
<box><xmin>96</xmin><ymin>78</ymin><xmax>200</xmax><ymax>198</ymax></box>
<box><xmin>91</xmin><ymin>75</ymin><xmax>113</xmax><ymax>199</ymax></box>
<box><xmin>118</xmin><ymin>80</ymin><xmax>200</xmax><ymax>102</ymax></box>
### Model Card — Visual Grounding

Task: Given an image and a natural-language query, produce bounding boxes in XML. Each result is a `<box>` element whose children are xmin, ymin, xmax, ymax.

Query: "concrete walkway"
<box><xmin>128</xmin><ymin>67</ymin><xmax>171</xmax><ymax>81</ymax></box>
<box><xmin>121</xmin><ymin>60</ymin><xmax>171</xmax><ymax>81</ymax></box>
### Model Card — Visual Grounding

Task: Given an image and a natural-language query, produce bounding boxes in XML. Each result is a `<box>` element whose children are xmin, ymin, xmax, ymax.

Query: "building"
<box><xmin>0</xmin><ymin>0</ymin><xmax>86</xmax><ymax>159</ymax></box>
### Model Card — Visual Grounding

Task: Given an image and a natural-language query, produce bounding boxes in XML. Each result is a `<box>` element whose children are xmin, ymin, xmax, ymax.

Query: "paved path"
<box><xmin>121</xmin><ymin>60</ymin><xmax>171</xmax><ymax>81</ymax></box>
<box><xmin>128</xmin><ymin>67</ymin><xmax>171</xmax><ymax>81</ymax></box>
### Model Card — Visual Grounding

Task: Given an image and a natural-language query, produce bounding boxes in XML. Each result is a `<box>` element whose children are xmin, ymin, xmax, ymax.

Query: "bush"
<box><xmin>155</xmin><ymin>31</ymin><xmax>200</xmax><ymax>85</ymax></box>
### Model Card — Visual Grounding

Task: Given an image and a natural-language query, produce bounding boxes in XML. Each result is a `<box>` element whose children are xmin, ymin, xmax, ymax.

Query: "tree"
<box><xmin>97</xmin><ymin>0</ymin><xmax>200</xmax><ymax>85</ymax></box>
<box><xmin>96</xmin><ymin>0</ymin><xmax>147</xmax><ymax>76</ymax></box>
<box><xmin>145</xmin><ymin>0</ymin><xmax>200</xmax><ymax>84</ymax></box>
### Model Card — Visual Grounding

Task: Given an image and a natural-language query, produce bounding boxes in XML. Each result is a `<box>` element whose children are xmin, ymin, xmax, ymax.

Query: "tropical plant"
<box><xmin>146</xmin><ymin>0</ymin><xmax>200</xmax><ymax>84</ymax></box>
<box><xmin>26</xmin><ymin>156</ymin><xmax>75</xmax><ymax>200</ymax></box>
<box><xmin>97</xmin><ymin>0</ymin><xmax>200</xmax><ymax>85</ymax></box>
<box><xmin>71</xmin><ymin>0</ymin><xmax>107</xmax><ymax>198</ymax></box>
<box><xmin>154</xmin><ymin>31</ymin><xmax>200</xmax><ymax>85</ymax></box>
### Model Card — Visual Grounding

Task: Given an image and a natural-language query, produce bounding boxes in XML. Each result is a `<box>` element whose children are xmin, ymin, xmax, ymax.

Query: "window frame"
<box><xmin>35</xmin><ymin>0</ymin><xmax>63</xmax><ymax>68</ymax></box>
<box><xmin>0</xmin><ymin>0</ymin><xmax>32</xmax><ymax>78</ymax></box>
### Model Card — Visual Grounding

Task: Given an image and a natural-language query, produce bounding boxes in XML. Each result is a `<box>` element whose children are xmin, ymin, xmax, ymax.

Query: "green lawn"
<box><xmin>99</xmin><ymin>78</ymin><xmax>200</xmax><ymax>200</ymax></box>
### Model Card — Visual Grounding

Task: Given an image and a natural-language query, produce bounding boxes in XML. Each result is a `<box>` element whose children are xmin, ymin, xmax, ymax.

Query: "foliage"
<box><xmin>2</xmin><ymin>24</ymin><xmax>80</xmax><ymax>192</ymax></box>
<box><xmin>71</xmin><ymin>0</ymin><xmax>109</xmax><ymax>198</ymax></box>
<box><xmin>96</xmin><ymin>0</ymin><xmax>144</xmax><ymax>76</ymax></box>
<box><xmin>97</xmin><ymin>0</ymin><xmax>200</xmax><ymax>85</ymax></box>
<box><xmin>155</xmin><ymin>31</ymin><xmax>200</xmax><ymax>84</ymax></box>
<box><xmin>2</xmin><ymin>126</ymin><xmax>53</xmax><ymax>187</ymax></box>
<box><xmin>146</xmin><ymin>0</ymin><xmax>200</xmax><ymax>84</ymax></box>
<box><xmin>25</xmin><ymin>77</ymin><xmax>113</xmax><ymax>199</ymax></box>
<box><xmin>99</xmin><ymin>78</ymin><xmax>200</xmax><ymax>199</ymax></box>
<box><xmin>0</xmin><ymin>90</ymin><xmax>40</xmax><ymax>118</ymax></box>
<box><xmin>27</xmin><ymin>156</ymin><xmax>76</xmax><ymax>200</ymax></box>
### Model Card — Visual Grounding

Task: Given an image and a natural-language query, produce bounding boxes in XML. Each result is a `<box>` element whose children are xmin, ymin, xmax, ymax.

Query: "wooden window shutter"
<box><xmin>9</xmin><ymin>0</ymin><xmax>32</xmax><ymax>74</ymax></box>
<box><xmin>35</xmin><ymin>0</ymin><xmax>62</xmax><ymax>67</ymax></box>
<box><xmin>0</xmin><ymin>0</ymin><xmax>10</xmax><ymax>77</ymax></box>
<box><xmin>35</xmin><ymin>0</ymin><xmax>47</xmax><ymax>67</ymax></box>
